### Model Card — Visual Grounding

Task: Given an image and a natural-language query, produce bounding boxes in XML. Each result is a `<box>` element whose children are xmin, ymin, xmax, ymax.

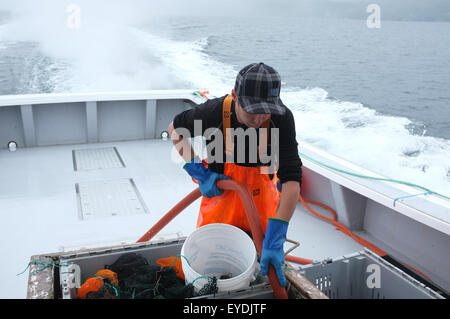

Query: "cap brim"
<box><xmin>238</xmin><ymin>96</ymin><xmax>286</xmax><ymax>115</ymax></box>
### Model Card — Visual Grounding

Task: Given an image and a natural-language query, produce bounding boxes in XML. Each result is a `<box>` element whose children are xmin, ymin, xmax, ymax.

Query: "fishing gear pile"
<box><xmin>76</xmin><ymin>252</ymin><xmax>218</xmax><ymax>299</ymax></box>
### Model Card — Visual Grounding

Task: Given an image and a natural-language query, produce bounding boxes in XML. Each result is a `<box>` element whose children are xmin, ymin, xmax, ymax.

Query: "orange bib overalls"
<box><xmin>196</xmin><ymin>95</ymin><xmax>280</xmax><ymax>233</ymax></box>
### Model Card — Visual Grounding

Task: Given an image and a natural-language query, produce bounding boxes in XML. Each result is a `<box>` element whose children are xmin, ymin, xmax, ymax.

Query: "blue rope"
<box><xmin>170</xmin><ymin>254</ymin><xmax>190</xmax><ymax>267</ymax></box>
<box><xmin>192</xmin><ymin>90</ymin><xmax>209</xmax><ymax>100</ymax></box>
<box><xmin>17</xmin><ymin>261</ymin><xmax>72</xmax><ymax>276</ymax></box>
<box><xmin>192</xmin><ymin>91</ymin><xmax>205</xmax><ymax>99</ymax></box>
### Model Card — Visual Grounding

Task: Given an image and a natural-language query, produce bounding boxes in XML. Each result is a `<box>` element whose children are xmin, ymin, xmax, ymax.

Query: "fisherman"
<box><xmin>168</xmin><ymin>63</ymin><xmax>302</xmax><ymax>287</ymax></box>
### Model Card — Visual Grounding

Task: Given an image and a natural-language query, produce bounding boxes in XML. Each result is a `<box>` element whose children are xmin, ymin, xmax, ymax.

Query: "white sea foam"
<box><xmin>282</xmin><ymin>87</ymin><xmax>450</xmax><ymax>198</ymax></box>
<box><xmin>127</xmin><ymin>27</ymin><xmax>236</xmax><ymax>96</ymax></box>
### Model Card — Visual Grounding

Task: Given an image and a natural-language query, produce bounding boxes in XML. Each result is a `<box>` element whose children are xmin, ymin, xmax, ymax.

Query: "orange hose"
<box><xmin>137</xmin><ymin>180</ymin><xmax>288</xmax><ymax>299</ymax></box>
<box><xmin>285</xmin><ymin>255</ymin><xmax>313</xmax><ymax>265</ymax></box>
<box><xmin>137</xmin><ymin>188</ymin><xmax>201</xmax><ymax>243</ymax></box>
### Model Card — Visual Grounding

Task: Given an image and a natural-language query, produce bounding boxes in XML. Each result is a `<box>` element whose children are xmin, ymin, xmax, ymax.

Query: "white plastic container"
<box><xmin>180</xmin><ymin>223</ymin><xmax>258</xmax><ymax>293</ymax></box>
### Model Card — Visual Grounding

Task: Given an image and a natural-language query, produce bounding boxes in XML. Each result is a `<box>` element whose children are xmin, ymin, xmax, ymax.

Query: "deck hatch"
<box><xmin>76</xmin><ymin>178</ymin><xmax>149</xmax><ymax>220</ymax></box>
<box><xmin>72</xmin><ymin>147</ymin><xmax>125</xmax><ymax>171</ymax></box>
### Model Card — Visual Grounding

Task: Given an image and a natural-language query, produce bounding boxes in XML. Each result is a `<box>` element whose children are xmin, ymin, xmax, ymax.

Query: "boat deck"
<box><xmin>0</xmin><ymin>139</ymin><xmax>368</xmax><ymax>298</ymax></box>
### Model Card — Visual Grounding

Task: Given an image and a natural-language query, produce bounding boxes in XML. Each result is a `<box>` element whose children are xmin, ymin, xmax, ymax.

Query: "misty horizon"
<box><xmin>0</xmin><ymin>0</ymin><xmax>449</xmax><ymax>23</ymax></box>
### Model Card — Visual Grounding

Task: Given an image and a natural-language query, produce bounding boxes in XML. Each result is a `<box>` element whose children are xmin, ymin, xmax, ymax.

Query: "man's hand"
<box><xmin>260</xmin><ymin>218</ymin><xmax>288</xmax><ymax>287</ymax></box>
<box><xmin>183</xmin><ymin>157</ymin><xmax>230</xmax><ymax>198</ymax></box>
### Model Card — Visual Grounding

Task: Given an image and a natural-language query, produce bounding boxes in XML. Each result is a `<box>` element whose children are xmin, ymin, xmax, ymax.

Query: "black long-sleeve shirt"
<box><xmin>173</xmin><ymin>95</ymin><xmax>302</xmax><ymax>185</ymax></box>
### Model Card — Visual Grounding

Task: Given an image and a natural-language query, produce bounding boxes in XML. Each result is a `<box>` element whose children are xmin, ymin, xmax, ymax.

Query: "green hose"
<box><xmin>299</xmin><ymin>151</ymin><xmax>450</xmax><ymax>201</ymax></box>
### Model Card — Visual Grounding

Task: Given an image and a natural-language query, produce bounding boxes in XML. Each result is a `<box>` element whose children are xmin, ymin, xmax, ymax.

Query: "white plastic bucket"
<box><xmin>180</xmin><ymin>223</ymin><xmax>257</xmax><ymax>293</ymax></box>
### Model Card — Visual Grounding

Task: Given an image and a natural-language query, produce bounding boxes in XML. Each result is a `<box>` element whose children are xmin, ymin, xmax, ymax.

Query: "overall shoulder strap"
<box><xmin>222</xmin><ymin>95</ymin><xmax>234</xmax><ymax>157</ymax></box>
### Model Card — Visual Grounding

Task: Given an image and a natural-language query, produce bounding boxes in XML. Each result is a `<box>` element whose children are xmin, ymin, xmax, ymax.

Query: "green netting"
<box><xmin>79</xmin><ymin>252</ymin><xmax>218</xmax><ymax>299</ymax></box>
<box><xmin>85</xmin><ymin>283</ymin><xmax>119</xmax><ymax>299</ymax></box>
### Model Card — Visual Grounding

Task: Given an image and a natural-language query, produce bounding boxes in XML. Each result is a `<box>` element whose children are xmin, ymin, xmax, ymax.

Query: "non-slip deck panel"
<box><xmin>76</xmin><ymin>178</ymin><xmax>149</xmax><ymax>220</ymax></box>
<box><xmin>73</xmin><ymin>147</ymin><xmax>125</xmax><ymax>171</ymax></box>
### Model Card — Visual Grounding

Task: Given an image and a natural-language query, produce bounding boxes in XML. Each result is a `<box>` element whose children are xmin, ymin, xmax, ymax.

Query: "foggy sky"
<box><xmin>0</xmin><ymin>0</ymin><xmax>449</xmax><ymax>22</ymax></box>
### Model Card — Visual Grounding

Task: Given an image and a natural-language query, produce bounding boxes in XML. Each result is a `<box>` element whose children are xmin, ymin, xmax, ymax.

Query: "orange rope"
<box><xmin>195</xmin><ymin>90</ymin><xmax>209</xmax><ymax>99</ymax></box>
<box><xmin>299</xmin><ymin>195</ymin><xmax>387</xmax><ymax>256</ymax></box>
<box><xmin>298</xmin><ymin>195</ymin><xmax>433</xmax><ymax>282</ymax></box>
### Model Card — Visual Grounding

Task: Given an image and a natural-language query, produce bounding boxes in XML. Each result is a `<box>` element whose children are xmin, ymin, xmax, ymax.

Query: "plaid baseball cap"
<box><xmin>234</xmin><ymin>62</ymin><xmax>286</xmax><ymax>115</ymax></box>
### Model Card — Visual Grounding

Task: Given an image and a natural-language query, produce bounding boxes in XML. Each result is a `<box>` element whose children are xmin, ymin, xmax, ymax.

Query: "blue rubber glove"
<box><xmin>183</xmin><ymin>157</ymin><xmax>230</xmax><ymax>198</ymax></box>
<box><xmin>260</xmin><ymin>217</ymin><xmax>288</xmax><ymax>287</ymax></box>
